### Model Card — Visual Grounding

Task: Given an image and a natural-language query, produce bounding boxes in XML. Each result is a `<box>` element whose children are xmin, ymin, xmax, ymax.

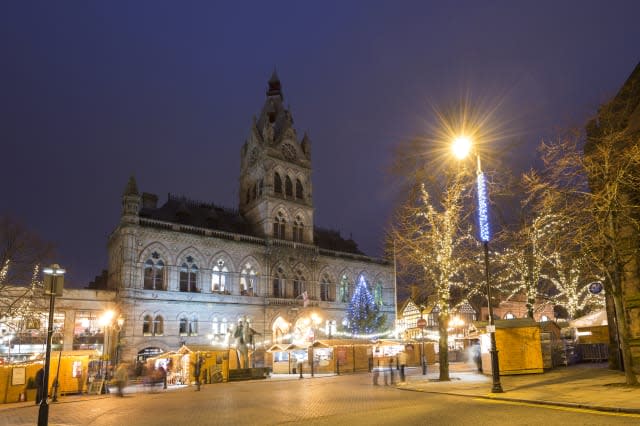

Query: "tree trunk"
<box><xmin>438</xmin><ymin>311</ymin><xmax>450</xmax><ymax>381</ymax></box>
<box><xmin>608</xmin><ymin>211</ymin><xmax>638</xmax><ymax>385</ymax></box>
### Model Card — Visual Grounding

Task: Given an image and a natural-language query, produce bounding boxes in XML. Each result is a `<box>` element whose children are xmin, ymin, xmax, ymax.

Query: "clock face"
<box><xmin>281</xmin><ymin>143</ymin><xmax>296</xmax><ymax>161</ymax></box>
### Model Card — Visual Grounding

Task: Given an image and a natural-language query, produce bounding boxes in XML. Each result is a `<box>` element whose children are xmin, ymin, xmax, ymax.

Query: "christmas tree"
<box><xmin>346</xmin><ymin>275</ymin><xmax>386</xmax><ymax>335</ymax></box>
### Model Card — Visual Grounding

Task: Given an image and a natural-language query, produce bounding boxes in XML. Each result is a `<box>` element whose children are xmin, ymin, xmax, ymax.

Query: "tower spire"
<box><xmin>267</xmin><ymin>70</ymin><xmax>283</xmax><ymax>99</ymax></box>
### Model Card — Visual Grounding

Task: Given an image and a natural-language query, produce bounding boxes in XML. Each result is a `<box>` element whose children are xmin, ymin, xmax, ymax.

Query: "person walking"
<box><xmin>114</xmin><ymin>363</ymin><xmax>128</xmax><ymax>397</ymax></box>
<box><xmin>35</xmin><ymin>367</ymin><xmax>45</xmax><ymax>405</ymax></box>
<box><xmin>399</xmin><ymin>351</ymin><xmax>407</xmax><ymax>382</ymax></box>
<box><xmin>388</xmin><ymin>358</ymin><xmax>395</xmax><ymax>385</ymax></box>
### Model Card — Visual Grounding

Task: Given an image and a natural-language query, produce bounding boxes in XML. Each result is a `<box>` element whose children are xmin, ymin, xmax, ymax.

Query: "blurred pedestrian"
<box><xmin>35</xmin><ymin>367</ymin><xmax>45</xmax><ymax>405</ymax></box>
<box><xmin>399</xmin><ymin>351</ymin><xmax>407</xmax><ymax>382</ymax></box>
<box><xmin>372</xmin><ymin>365</ymin><xmax>379</xmax><ymax>385</ymax></box>
<box><xmin>114</xmin><ymin>363</ymin><xmax>128</xmax><ymax>397</ymax></box>
<box><xmin>388</xmin><ymin>358</ymin><xmax>395</xmax><ymax>385</ymax></box>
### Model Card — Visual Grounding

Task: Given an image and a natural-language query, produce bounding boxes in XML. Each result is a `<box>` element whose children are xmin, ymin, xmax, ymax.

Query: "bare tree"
<box><xmin>528</xmin><ymin>131</ymin><xmax>640</xmax><ymax>384</ymax></box>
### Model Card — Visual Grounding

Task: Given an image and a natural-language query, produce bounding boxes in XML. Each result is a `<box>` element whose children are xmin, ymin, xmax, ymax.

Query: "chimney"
<box><xmin>142</xmin><ymin>192</ymin><xmax>158</xmax><ymax>209</ymax></box>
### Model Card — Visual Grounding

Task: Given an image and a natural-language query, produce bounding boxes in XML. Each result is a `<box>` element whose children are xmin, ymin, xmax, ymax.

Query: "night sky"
<box><xmin>2</xmin><ymin>1</ymin><xmax>639</xmax><ymax>288</ymax></box>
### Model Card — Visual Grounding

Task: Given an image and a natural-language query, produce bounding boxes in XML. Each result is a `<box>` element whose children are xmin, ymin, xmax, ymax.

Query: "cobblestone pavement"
<box><xmin>1</xmin><ymin>369</ymin><xmax>639</xmax><ymax>425</ymax></box>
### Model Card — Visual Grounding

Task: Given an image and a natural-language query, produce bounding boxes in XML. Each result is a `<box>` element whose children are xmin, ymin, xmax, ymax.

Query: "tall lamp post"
<box><xmin>310</xmin><ymin>313</ymin><xmax>322</xmax><ymax>378</ymax></box>
<box><xmin>417</xmin><ymin>307</ymin><xmax>427</xmax><ymax>375</ymax></box>
<box><xmin>98</xmin><ymin>310</ymin><xmax>124</xmax><ymax>390</ymax></box>
<box><xmin>38</xmin><ymin>264</ymin><xmax>65</xmax><ymax>426</ymax></box>
<box><xmin>452</xmin><ymin>136</ymin><xmax>503</xmax><ymax>393</ymax></box>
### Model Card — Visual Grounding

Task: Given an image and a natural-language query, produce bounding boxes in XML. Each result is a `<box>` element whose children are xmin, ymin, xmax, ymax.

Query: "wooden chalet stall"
<box><xmin>148</xmin><ymin>345</ymin><xmax>229</xmax><ymax>385</ymax></box>
<box><xmin>476</xmin><ymin>319</ymin><xmax>544</xmax><ymax>375</ymax></box>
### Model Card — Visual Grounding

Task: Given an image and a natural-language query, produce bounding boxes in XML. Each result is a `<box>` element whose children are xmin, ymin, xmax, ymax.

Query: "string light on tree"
<box><xmin>346</xmin><ymin>275</ymin><xmax>386</xmax><ymax>336</ymax></box>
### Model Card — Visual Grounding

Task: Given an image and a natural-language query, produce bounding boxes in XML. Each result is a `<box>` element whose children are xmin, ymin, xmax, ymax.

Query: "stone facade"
<box><xmin>107</xmin><ymin>73</ymin><xmax>395</xmax><ymax>362</ymax></box>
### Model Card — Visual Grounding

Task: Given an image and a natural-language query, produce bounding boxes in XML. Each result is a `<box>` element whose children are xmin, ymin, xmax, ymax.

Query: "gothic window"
<box><xmin>272</xmin><ymin>267</ymin><xmax>285</xmax><ymax>298</ymax></box>
<box><xmin>293</xmin><ymin>269</ymin><xmax>305</xmax><ymax>299</ymax></box>
<box><xmin>339</xmin><ymin>275</ymin><xmax>349</xmax><ymax>303</ymax></box>
<box><xmin>240</xmin><ymin>263</ymin><xmax>257</xmax><ymax>296</ymax></box>
<box><xmin>273</xmin><ymin>211</ymin><xmax>286</xmax><ymax>239</ymax></box>
<box><xmin>320</xmin><ymin>273</ymin><xmax>332</xmax><ymax>302</ymax></box>
<box><xmin>259</xmin><ymin>179</ymin><xmax>264</xmax><ymax>196</ymax></box>
<box><xmin>374</xmin><ymin>282</ymin><xmax>383</xmax><ymax>306</ymax></box>
<box><xmin>285</xmin><ymin>176</ymin><xmax>293</xmax><ymax>197</ymax></box>
<box><xmin>142</xmin><ymin>315</ymin><xmax>152</xmax><ymax>336</ymax></box>
<box><xmin>325</xmin><ymin>320</ymin><xmax>337</xmax><ymax>338</ymax></box>
<box><xmin>153</xmin><ymin>315</ymin><xmax>164</xmax><ymax>336</ymax></box>
<box><xmin>212</xmin><ymin>259</ymin><xmax>228</xmax><ymax>293</ymax></box>
<box><xmin>143</xmin><ymin>258</ymin><xmax>165</xmax><ymax>291</ymax></box>
<box><xmin>296</xmin><ymin>179</ymin><xmax>304</xmax><ymax>200</ymax></box>
<box><xmin>179</xmin><ymin>261</ymin><xmax>199</xmax><ymax>293</ymax></box>
<box><xmin>274</xmin><ymin>173</ymin><xmax>282</xmax><ymax>194</ymax></box>
<box><xmin>292</xmin><ymin>215</ymin><xmax>304</xmax><ymax>242</ymax></box>
<box><xmin>212</xmin><ymin>317</ymin><xmax>219</xmax><ymax>335</ymax></box>
<box><xmin>179</xmin><ymin>316</ymin><xmax>189</xmax><ymax>336</ymax></box>
<box><xmin>252</xmin><ymin>183</ymin><xmax>257</xmax><ymax>200</ymax></box>
<box><xmin>189</xmin><ymin>316</ymin><xmax>198</xmax><ymax>336</ymax></box>
<box><xmin>220</xmin><ymin>318</ymin><xmax>228</xmax><ymax>335</ymax></box>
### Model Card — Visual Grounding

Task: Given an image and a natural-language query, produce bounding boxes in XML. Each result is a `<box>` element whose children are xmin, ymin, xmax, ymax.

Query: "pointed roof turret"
<box><xmin>123</xmin><ymin>175</ymin><xmax>139</xmax><ymax>196</ymax></box>
<box><xmin>267</xmin><ymin>70</ymin><xmax>283</xmax><ymax>99</ymax></box>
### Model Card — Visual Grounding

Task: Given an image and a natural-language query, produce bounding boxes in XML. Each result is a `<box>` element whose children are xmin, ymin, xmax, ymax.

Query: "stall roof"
<box><xmin>266</xmin><ymin>344</ymin><xmax>289</xmax><ymax>352</ymax></box>
<box><xmin>570</xmin><ymin>309</ymin><xmax>608</xmax><ymax>328</ymax></box>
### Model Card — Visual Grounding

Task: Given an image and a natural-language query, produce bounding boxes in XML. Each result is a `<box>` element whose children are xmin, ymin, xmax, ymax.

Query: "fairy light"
<box><xmin>476</xmin><ymin>172</ymin><xmax>490</xmax><ymax>242</ymax></box>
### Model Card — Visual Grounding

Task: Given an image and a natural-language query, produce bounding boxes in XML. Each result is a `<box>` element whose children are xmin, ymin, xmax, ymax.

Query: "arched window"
<box><xmin>296</xmin><ymin>179</ymin><xmax>304</xmax><ymax>200</ymax></box>
<box><xmin>220</xmin><ymin>318</ymin><xmax>228</xmax><ymax>335</ymax></box>
<box><xmin>320</xmin><ymin>273</ymin><xmax>332</xmax><ymax>302</ymax></box>
<box><xmin>504</xmin><ymin>312</ymin><xmax>515</xmax><ymax>320</ymax></box>
<box><xmin>153</xmin><ymin>315</ymin><xmax>164</xmax><ymax>336</ymax></box>
<box><xmin>212</xmin><ymin>259</ymin><xmax>228</xmax><ymax>293</ymax></box>
<box><xmin>374</xmin><ymin>282</ymin><xmax>383</xmax><ymax>306</ymax></box>
<box><xmin>189</xmin><ymin>316</ymin><xmax>198</xmax><ymax>336</ymax></box>
<box><xmin>180</xmin><ymin>259</ymin><xmax>198</xmax><ymax>293</ymax></box>
<box><xmin>240</xmin><ymin>263</ymin><xmax>257</xmax><ymax>296</ymax></box>
<box><xmin>212</xmin><ymin>317</ymin><xmax>219</xmax><ymax>335</ymax></box>
<box><xmin>325</xmin><ymin>320</ymin><xmax>337</xmax><ymax>338</ymax></box>
<box><xmin>285</xmin><ymin>176</ymin><xmax>293</xmax><ymax>197</ymax></box>
<box><xmin>293</xmin><ymin>269</ymin><xmax>305</xmax><ymax>299</ymax></box>
<box><xmin>274</xmin><ymin>173</ymin><xmax>282</xmax><ymax>194</ymax></box>
<box><xmin>252</xmin><ymin>183</ymin><xmax>257</xmax><ymax>200</ymax></box>
<box><xmin>292</xmin><ymin>215</ymin><xmax>303</xmax><ymax>242</ymax></box>
<box><xmin>273</xmin><ymin>211</ymin><xmax>286</xmax><ymax>239</ymax></box>
<box><xmin>272</xmin><ymin>267</ymin><xmax>285</xmax><ymax>298</ymax></box>
<box><xmin>259</xmin><ymin>179</ymin><xmax>264</xmax><ymax>196</ymax></box>
<box><xmin>143</xmin><ymin>315</ymin><xmax>153</xmax><ymax>336</ymax></box>
<box><xmin>179</xmin><ymin>316</ymin><xmax>189</xmax><ymax>336</ymax></box>
<box><xmin>339</xmin><ymin>275</ymin><xmax>349</xmax><ymax>303</ymax></box>
<box><xmin>143</xmin><ymin>257</ymin><xmax>165</xmax><ymax>291</ymax></box>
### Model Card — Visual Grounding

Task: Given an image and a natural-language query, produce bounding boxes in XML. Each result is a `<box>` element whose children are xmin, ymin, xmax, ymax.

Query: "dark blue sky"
<box><xmin>1</xmin><ymin>1</ymin><xmax>639</xmax><ymax>287</ymax></box>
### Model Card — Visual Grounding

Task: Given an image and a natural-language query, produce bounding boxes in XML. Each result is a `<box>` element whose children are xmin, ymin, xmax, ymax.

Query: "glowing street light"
<box><xmin>451</xmin><ymin>137</ymin><xmax>503</xmax><ymax>394</ymax></box>
<box><xmin>38</xmin><ymin>264</ymin><xmax>65</xmax><ymax>426</ymax></box>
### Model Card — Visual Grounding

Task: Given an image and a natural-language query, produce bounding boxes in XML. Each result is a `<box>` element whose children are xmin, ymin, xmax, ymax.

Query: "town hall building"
<box><xmin>107</xmin><ymin>73</ymin><xmax>396</xmax><ymax>362</ymax></box>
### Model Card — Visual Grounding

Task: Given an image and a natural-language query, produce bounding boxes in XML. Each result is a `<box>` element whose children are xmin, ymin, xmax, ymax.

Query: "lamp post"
<box><xmin>452</xmin><ymin>136</ymin><xmax>503</xmax><ymax>393</ymax></box>
<box><xmin>417</xmin><ymin>307</ymin><xmax>427</xmax><ymax>375</ymax></box>
<box><xmin>38</xmin><ymin>264</ymin><xmax>65</xmax><ymax>426</ymax></box>
<box><xmin>310</xmin><ymin>313</ymin><xmax>322</xmax><ymax>378</ymax></box>
<box><xmin>51</xmin><ymin>331</ymin><xmax>64</xmax><ymax>402</ymax></box>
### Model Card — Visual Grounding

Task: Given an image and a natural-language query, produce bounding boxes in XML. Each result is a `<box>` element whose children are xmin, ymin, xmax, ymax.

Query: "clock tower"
<box><xmin>239</xmin><ymin>72</ymin><xmax>314</xmax><ymax>243</ymax></box>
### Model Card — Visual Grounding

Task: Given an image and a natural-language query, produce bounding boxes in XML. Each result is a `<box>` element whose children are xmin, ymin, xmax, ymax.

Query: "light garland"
<box><xmin>476</xmin><ymin>172</ymin><xmax>490</xmax><ymax>242</ymax></box>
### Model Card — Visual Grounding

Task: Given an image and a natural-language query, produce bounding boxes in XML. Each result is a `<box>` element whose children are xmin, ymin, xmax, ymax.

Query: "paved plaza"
<box><xmin>1</xmin><ymin>364</ymin><xmax>640</xmax><ymax>425</ymax></box>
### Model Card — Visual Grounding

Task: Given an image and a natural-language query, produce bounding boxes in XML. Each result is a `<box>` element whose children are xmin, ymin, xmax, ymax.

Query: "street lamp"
<box><xmin>418</xmin><ymin>306</ymin><xmax>427</xmax><ymax>375</ymax></box>
<box><xmin>452</xmin><ymin>136</ymin><xmax>503</xmax><ymax>393</ymax></box>
<box><xmin>38</xmin><ymin>264</ymin><xmax>65</xmax><ymax>426</ymax></box>
<box><xmin>310</xmin><ymin>313</ymin><xmax>322</xmax><ymax>377</ymax></box>
<box><xmin>98</xmin><ymin>309</ymin><xmax>124</xmax><ymax>388</ymax></box>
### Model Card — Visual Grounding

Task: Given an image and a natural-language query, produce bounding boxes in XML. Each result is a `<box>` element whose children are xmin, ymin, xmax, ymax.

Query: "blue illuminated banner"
<box><xmin>476</xmin><ymin>172</ymin><xmax>490</xmax><ymax>242</ymax></box>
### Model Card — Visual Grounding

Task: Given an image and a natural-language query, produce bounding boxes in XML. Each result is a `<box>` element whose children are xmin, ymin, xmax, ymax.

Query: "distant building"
<box><xmin>107</xmin><ymin>73</ymin><xmax>395</xmax><ymax>362</ymax></box>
